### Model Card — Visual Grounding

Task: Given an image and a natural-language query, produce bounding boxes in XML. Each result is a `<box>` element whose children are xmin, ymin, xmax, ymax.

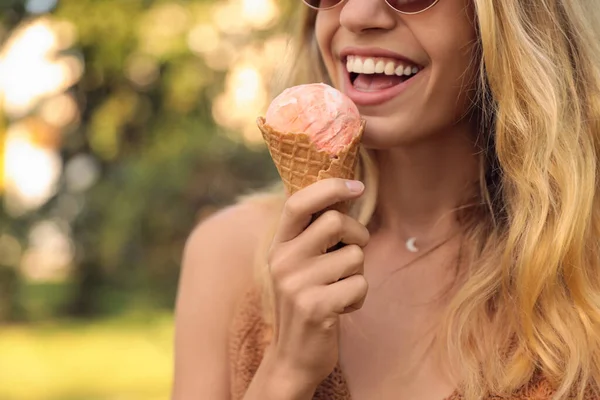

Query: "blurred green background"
<box><xmin>0</xmin><ymin>0</ymin><xmax>293</xmax><ymax>398</ymax></box>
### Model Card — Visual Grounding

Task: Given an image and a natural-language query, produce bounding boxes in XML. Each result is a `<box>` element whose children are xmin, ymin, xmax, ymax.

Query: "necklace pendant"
<box><xmin>406</xmin><ymin>237</ymin><xmax>419</xmax><ymax>253</ymax></box>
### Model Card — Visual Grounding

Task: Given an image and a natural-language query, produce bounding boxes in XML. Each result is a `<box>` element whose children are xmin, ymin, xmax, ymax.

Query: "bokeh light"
<box><xmin>0</xmin><ymin>18</ymin><xmax>83</xmax><ymax>118</ymax></box>
<box><xmin>64</xmin><ymin>154</ymin><xmax>100</xmax><ymax>193</ymax></box>
<box><xmin>3</xmin><ymin>122</ymin><xmax>62</xmax><ymax>216</ymax></box>
<box><xmin>20</xmin><ymin>219</ymin><xmax>74</xmax><ymax>282</ymax></box>
<box><xmin>187</xmin><ymin>23</ymin><xmax>220</xmax><ymax>58</ymax></box>
<box><xmin>213</xmin><ymin>62</ymin><xmax>268</xmax><ymax>143</ymax></box>
<box><xmin>241</xmin><ymin>0</ymin><xmax>279</xmax><ymax>29</ymax></box>
<box><xmin>0</xmin><ymin>1</ymin><xmax>293</xmax><ymax>398</ymax></box>
<box><xmin>39</xmin><ymin>93</ymin><xmax>79</xmax><ymax>128</ymax></box>
<box><xmin>210</xmin><ymin>33</ymin><xmax>292</xmax><ymax>144</ymax></box>
<box><xmin>25</xmin><ymin>0</ymin><xmax>58</xmax><ymax>14</ymax></box>
<box><xmin>138</xmin><ymin>3</ymin><xmax>191</xmax><ymax>58</ymax></box>
<box><xmin>125</xmin><ymin>53</ymin><xmax>160</xmax><ymax>89</ymax></box>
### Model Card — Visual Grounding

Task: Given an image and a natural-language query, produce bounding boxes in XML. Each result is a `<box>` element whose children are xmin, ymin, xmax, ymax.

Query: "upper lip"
<box><xmin>339</xmin><ymin>47</ymin><xmax>422</xmax><ymax>67</ymax></box>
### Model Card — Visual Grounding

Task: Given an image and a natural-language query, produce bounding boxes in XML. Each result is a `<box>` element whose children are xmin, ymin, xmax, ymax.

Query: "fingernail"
<box><xmin>345</xmin><ymin>180</ymin><xmax>364</xmax><ymax>193</ymax></box>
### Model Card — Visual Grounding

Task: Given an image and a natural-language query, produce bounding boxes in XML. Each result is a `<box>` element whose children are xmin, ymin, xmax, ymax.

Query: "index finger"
<box><xmin>273</xmin><ymin>178</ymin><xmax>365</xmax><ymax>244</ymax></box>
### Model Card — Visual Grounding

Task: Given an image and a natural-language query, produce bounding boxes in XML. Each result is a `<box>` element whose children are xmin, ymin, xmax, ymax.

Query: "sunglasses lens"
<box><xmin>303</xmin><ymin>0</ymin><xmax>342</xmax><ymax>9</ymax></box>
<box><xmin>386</xmin><ymin>0</ymin><xmax>437</xmax><ymax>13</ymax></box>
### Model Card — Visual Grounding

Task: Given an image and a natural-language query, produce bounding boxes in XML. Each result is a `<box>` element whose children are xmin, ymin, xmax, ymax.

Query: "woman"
<box><xmin>173</xmin><ymin>0</ymin><xmax>600</xmax><ymax>399</ymax></box>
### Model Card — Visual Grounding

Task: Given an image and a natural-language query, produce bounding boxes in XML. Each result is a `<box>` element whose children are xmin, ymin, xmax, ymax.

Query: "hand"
<box><xmin>266</xmin><ymin>178</ymin><xmax>370</xmax><ymax>387</ymax></box>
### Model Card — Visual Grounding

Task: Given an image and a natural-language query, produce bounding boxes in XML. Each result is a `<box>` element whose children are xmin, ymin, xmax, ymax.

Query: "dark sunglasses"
<box><xmin>302</xmin><ymin>0</ymin><xmax>440</xmax><ymax>15</ymax></box>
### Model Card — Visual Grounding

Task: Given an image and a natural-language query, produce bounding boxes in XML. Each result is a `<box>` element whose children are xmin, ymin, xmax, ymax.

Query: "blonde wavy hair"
<box><xmin>244</xmin><ymin>1</ymin><xmax>600</xmax><ymax>398</ymax></box>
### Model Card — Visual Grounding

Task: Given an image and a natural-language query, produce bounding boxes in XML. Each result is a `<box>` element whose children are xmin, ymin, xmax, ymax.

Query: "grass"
<box><xmin>0</xmin><ymin>313</ymin><xmax>174</xmax><ymax>400</ymax></box>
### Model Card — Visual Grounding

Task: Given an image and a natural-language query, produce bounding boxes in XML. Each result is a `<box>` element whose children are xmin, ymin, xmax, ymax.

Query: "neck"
<box><xmin>370</xmin><ymin>121</ymin><xmax>480</xmax><ymax>242</ymax></box>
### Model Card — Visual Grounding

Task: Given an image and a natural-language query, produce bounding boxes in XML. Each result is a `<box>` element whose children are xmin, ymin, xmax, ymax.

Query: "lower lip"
<box><xmin>341</xmin><ymin>68</ymin><xmax>422</xmax><ymax>107</ymax></box>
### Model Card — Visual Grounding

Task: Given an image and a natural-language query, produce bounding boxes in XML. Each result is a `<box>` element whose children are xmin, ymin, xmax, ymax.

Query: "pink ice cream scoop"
<box><xmin>265</xmin><ymin>83</ymin><xmax>362</xmax><ymax>155</ymax></box>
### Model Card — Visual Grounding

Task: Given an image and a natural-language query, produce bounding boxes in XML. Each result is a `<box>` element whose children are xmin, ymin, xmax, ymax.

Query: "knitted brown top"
<box><xmin>228</xmin><ymin>285</ymin><xmax>595</xmax><ymax>400</ymax></box>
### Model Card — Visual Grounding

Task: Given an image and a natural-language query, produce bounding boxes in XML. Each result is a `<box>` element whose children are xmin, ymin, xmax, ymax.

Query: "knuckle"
<box><xmin>322</xmin><ymin>210</ymin><xmax>344</xmax><ymax>233</ymax></box>
<box><xmin>336</xmin><ymin>178</ymin><xmax>349</xmax><ymax>193</ymax></box>
<box><xmin>355</xmin><ymin>275</ymin><xmax>369</xmax><ymax>295</ymax></box>
<box><xmin>267</xmin><ymin>247</ymin><xmax>292</xmax><ymax>280</ymax></box>
<box><xmin>284</xmin><ymin>197</ymin><xmax>302</xmax><ymax>218</ymax></box>
<box><xmin>267</xmin><ymin>251</ymin><xmax>282</xmax><ymax>276</ymax></box>
<box><xmin>346</xmin><ymin>244</ymin><xmax>364</xmax><ymax>264</ymax></box>
<box><xmin>320</xmin><ymin>317</ymin><xmax>337</xmax><ymax>331</ymax></box>
<box><xmin>322</xmin><ymin>177</ymin><xmax>345</xmax><ymax>192</ymax></box>
<box><xmin>277</xmin><ymin>277</ymin><xmax>300</xmax><ymax>298</ymax></box>
<box><xmin>294</xmin><ymin>291</ymin><xmax>322</xmax><ymax>323</ymax></box>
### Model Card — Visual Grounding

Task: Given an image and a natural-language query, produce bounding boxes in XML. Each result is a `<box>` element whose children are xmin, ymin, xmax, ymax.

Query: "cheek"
<box><xmin>422</xmin><ymin>18</ymin><xmax>478</xmax><ymax>113</ymax></box>
<box><xmin>433</xmin><ymin>37</ymin><xmax>478</xmax><ymax>97</ymax></box>
<box><xmin>314</xmin><ymin>15</ymin><xmax>339</xmax><ymax>83</ymax></box>
<box><xmin>430</xmin><ymin>15</ymin><xmax>476</xmax><ymax>72</ymax></box>
<box><xmin>422</xmin><ymin>0</ymin><xmax>477</xmax><ymax>80</ymax></box>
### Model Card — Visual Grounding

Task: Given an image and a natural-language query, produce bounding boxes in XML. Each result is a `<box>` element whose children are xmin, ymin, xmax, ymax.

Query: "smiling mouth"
<box><xmin>345</xmin><ymin>55</ymin><xmax>421</xmax><ymax>92</ymax></box>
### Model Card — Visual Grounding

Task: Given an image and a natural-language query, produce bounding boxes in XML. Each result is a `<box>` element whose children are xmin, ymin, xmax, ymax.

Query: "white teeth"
<box><xmin>384</xmin><ymin>61</ymin><xmax>395</xmax><ymax>75</ymax></box>
<box><xmin>345</xmin><ymin>55</ymin><xmax>420</xmax><ymax>76</ymax></box>
<box><xmin>362</xmin><ymin>58</ymin><xmax>375</xmax><ymax>74</ymax></box>
<box><xmin>353</xmin><ymin>57</ymin><xmax>363</xmax><ymax>73</ymax></box>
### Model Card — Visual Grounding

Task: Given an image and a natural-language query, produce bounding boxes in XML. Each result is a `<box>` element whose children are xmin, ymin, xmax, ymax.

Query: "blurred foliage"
<box><xmin>0</xmin><ymin>0</ymin><xmax>298</xmax><ymax>397</ymax></box>
<box><xmin>0</xmin><ymin>0</ymin><xmax>293</xmax><ymax>322</ymax></box>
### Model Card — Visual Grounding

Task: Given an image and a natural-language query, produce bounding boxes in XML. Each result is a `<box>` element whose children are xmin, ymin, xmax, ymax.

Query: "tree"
<box><xmin>0</xmin><ymin>0</ymin><xmax>286</xmax><ymax>320</ymax></box>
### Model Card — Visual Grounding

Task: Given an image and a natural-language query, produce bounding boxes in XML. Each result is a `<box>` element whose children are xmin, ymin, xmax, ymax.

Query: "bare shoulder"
<box><xmin>172</xmin><ymin>194</ymin><xmax>283</xmax><ymax>400</ymax></box>
<box><xmin>185</xmin><ymin>194</ymin><xmax>283</xmax><ymax>282</ymax></box>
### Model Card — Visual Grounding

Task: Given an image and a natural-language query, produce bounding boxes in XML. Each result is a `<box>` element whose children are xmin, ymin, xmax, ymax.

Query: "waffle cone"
<box><xmin>257</xmin><ymin>116</ymin><xmax>365</xmax><ymax>214</ymax></box>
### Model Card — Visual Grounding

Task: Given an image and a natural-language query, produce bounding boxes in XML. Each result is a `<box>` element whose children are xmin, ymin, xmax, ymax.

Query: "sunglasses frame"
<box><xmin>302</xmin><ymin>0</ymin><xmax>440</xmax><ymax>15</ymax></box>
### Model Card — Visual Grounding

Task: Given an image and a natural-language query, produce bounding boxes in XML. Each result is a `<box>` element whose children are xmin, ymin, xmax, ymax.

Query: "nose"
<box><xmin>339</xmin><ymin>0</ymin><xmax>397</xmax><ymax>34</ymax></box>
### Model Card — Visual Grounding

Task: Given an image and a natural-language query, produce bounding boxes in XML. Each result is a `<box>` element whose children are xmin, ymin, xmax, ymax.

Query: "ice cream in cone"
<box><xmin>258</xmin><ymin>83</ymin><xmax>365</xmax><ymax>214</ymax></box>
